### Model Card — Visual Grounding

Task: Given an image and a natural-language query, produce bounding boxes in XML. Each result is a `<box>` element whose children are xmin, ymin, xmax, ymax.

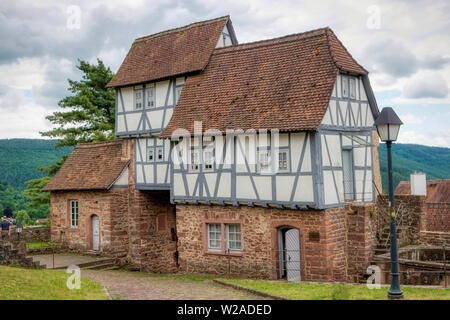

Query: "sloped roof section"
<box><xmin>107</xmin><ymin>16</ymin><xmax>230</xmax><ymax>88</ymax></box>
<box><xmin>395</xmin><ymin>179</ymin><xmax>450</xmax><ymax>204</ymax></box>
<box><xmin>161</xmin><ymin>28</ymin><xmax>369</xmax><ymax>137</ymax></box>
<box><xmin>43</xmin><ymin>141</ymin><xmax>129</xmax><ymax>191</ymax></box>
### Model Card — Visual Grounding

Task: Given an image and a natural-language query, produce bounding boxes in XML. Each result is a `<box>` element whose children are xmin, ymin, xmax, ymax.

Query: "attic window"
<box><xmin>146</xmin><ymin>85</ymin><xmax>156</xmax><ymax>108</ymax></box>
<box><xmin>349</xmin><ymin>78</ymin><xmax>356</xmax><ymax>99</ymax></box>
<box><xmin>134</xmin><ymin>89</ymin><xmax>143</xmax><ymax>109</ymax></box>
<box><xmin>342</xmin><ymin>77</ymin><xmax>348</xmax><ymax>98</ymax></box>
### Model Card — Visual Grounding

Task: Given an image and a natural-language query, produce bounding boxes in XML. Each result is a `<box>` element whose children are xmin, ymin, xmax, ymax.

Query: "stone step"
<box><xmin>53</xmin><ymin>257</ymin><xmax>116</xmax><ymax>270</ymax></box>
<box><xmin>82</xmin><ymin>262</ymin><xmax>117</xmax><ymax>270</ymax></box>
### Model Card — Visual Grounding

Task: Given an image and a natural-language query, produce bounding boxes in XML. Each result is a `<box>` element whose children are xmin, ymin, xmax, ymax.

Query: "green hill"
<box><xmin>0</xmin><ymin>139</ymin><xmax>72</xmax><ymax>189</ymax></box>
<box><xmin>378</xmin><ymin>143</ymin><xmax>450</xmax><ymax>193</ymax></box>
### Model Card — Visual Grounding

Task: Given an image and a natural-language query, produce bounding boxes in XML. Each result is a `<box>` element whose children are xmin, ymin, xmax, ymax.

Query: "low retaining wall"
<box><xmin>0</xmin><ymin>241</ymin><xmax>39</xmax><ymax>268</ymax></box>
<box><xmin>9</xmin><ymin>226</ymin><xmax>50</xmax><ymax>243</ymax></box>
<box><xmin>420</xmin><ymin>231</ymin><xmax>450</xmax><ymax>247</ymax></box>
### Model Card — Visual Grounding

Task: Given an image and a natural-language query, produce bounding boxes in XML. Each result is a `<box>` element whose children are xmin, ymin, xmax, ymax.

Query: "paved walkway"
<box><xmin>28</xmin><ymin>254</ymin><xmax>107</xmax><ymax>269</ymax></box>
<box><xmin>81</xmin><ymin>270</ymin><xmax>267</xmax><ymax>300</ymax></box>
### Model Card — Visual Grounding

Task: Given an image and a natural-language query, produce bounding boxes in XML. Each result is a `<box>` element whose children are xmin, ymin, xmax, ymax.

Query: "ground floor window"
<box><xmin>206</xmin><ymin>222</ymin><xmax>242</xmax><ymax>253</ymax></box>
<box><xmin>70</xmin><ymin>200</ymin><xmax>78</xmax><ymax>228</ymax></box>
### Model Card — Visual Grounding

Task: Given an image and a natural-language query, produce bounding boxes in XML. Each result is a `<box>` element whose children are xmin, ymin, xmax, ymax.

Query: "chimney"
<box><xmin>410</xmin><ymin>172</ymin><xmax>426</xmax><ymax>196</ymax></box>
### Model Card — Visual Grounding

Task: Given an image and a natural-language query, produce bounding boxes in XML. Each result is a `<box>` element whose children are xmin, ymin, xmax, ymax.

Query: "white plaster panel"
<box><xmin>155</xmin><ymin>80</ymin><xmax>170</xmax><ymax>107</ymax></box>
<box><xmin>113</xmin><ymin>167</ymin><xmax>128</xmax><ymax>186</ymax></box>
<box><xmin>121</xmin><ymin>87</ymin><xmax>134</xmax><ymax>112</ymax></box>
<box><xmin>253</xmin><ymin>176</ymin><xmax>272</xmax><ymax>200</ymax></box>
<box><xmin>323</xmin><ymin>170</ymin><xmax>338</xmax><ymax>205</ymax></box>
<box><xmin>293</xmin><ymin>175</ymin><xmax>314</xmax><ymax>202</ymax></box>
<box><xmin>217</xmin><ymin>172</ymin><xmax>231</xmax><ymax>198</ymax></box>
<box><xmin>148</xmin><ymin>109</ymin><xmax>164</xmax><ymax>130</ymax></box>
<box><xmin>290</xmin><ymin>132</ymin><xmax>306</xmax><ymax>171</ymax></box>
<box><xmin>126</xmin><ymin>113</ymin><xmax>140</xmax><ymax>132</ymax></box>
<box><xmin>156</xmin><ymin>164</ymin><xmax>166</xmax><ymax>184</ymax></box>
<box><xmin>144</xmin><ymin>164</ymin><xmax>154</xmax><ymax>184</ymax></box>
<box><xmin>173</xmin><ymin>173</ymin><xmax>186</xmax><ymax>196</ymax></box>
<box><xmin>186</xmin><ymin>175</ymin><xmax>198</xmax><ymax>197</ymax></box>
<box><xmin>236</xmin><ymin>176</ymin><xmax>257</xmax><ymax>199</ymax></box>
<box><xmin>276</xmin><ymin>176</ymin><xmax>295</xmax><ymax>201</ymax></box>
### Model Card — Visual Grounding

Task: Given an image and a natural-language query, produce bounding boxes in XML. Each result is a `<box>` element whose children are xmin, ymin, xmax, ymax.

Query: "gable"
<box><xmin>107</xmin><ymin>16</ymin><xmax>231</xmax><ymax>88</ymax></box>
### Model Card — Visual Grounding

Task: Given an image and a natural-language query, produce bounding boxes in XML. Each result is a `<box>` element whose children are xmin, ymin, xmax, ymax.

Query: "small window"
<box><xmin>278</xmin><ymin>150</ymin><xmax>289</xmax><ymax>171</ymax></box>
<box><xmin>146</xmin><ymin>86</ymin><xmax>155</xmax><ymax>108</ymax></box>
<box><xmin>134</xmin><ymin>89</ymin><xmax>143</xmax><ymax>109</ymax></box>
<box><xmin>349</xmin><ymin>78</ymin><xmax>356</xmax><ymax>99</ymax></box>
<box><xmin>207</xmin><ymin>224</ymin><xmax>221</xmax><ymax>251</ymax></box>
<box><xmin>70</xmin><ymin>200</ymin><xmax>78</xmax><ymax>228</ymax></box>
<box><xmin>204</xmin><ymin>150</ymin><xmax>214</xmax><ymax>171</ymax></box>
<box><xmin>342</xmin><ymin>77</ymin><xmax>348</xmax><ymax>98</ymax></box>
<box><xmin>226</xmin><ymin>224</ymin><xmax>241</xmax><ymax>252</ymax></box>
<box><xmin>147</xmin><ymin>148</ymin><xmax>154</xmax><ymax>162</ymax></box>
<box><xmin>190</xmin><ymin>150</ymin><xmax>200</xmax><ymax>172</ymax></box>
<box><xmin>258</xmin><ymin>149</ymin><xmax>270</xmax><ymax>172</ymax></box>
<box><xmin>156</xmin><ymin>146</ymin><xmax>164</xmax><ymax>162</ymax></box>
<box><xmin>175</xmin><ymin>87</ymin><xmax>182</xmax><ymax>104</ymax></box>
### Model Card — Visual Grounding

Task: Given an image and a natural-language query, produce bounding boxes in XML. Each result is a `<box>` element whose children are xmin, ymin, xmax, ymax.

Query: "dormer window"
<box><xmin>349</xmin><ymin>78</ymin><xmax>356</xmax><ymax>99</ymax></box>
<box><xmin>146</xmin><ymin>85</ymin><xmax>156</xmax><ymax>108</ymax></box>
<box><xmin>134</xmin><ymin>89</ymin><xmax>143</xmax><ymax>109</ymax></box>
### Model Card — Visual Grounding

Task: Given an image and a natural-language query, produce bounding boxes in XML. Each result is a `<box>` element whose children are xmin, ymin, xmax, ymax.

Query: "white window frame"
<box><xmin>146</xmin><ymin>85</ymin><xmax>156</xmax><ymax>108</ymax></box>
<box><xmin>349</xmin><ymin>77</ymin><xmax>356</xmax><ymax>99</ymax></box>
<box><xmin>147</xmin><ymin>147</ymin><xmax>154</xmax><ymax>162</ymax></box>
<box><xmin>207</xmin><ymin>223</ymin><xmax>222</xmax><ymax>251</ymax></box>
<box><xmin>190</xmin><ymin>149</ymin><xmax>200</xmax><ymax>172</ymax></box>
<box><xmin>134</xmin><ymin>89</ymin><xmax>143</xmax><ymax>110</ymax></box>
<box><xmin>203</xmin><ymin>149</ymin><xmax>214</xmax><ymax>171</ymax></box>
<box><xmin>342</xmin><ymin>77</ymin><xmax>349</xmax><ymax>98</ymax></box>
<box><xmin>278</xmin><ymin>150</ymin><xmax>289</xmax><ymax>171</ymax></box>
<box><xmin>226</xmin><ymin>224</ymin><xmax>242</xmax><ymax>252</ymax></box>
<box><xmin>70</xmin><ymin>200</ymin><xmax>78</xmax><ymax>228</ymax></box>
<box><xmin>257</xmin><ymin>149</ymin><xmax>271</xmax><ymax>173</ymax></box>
<box><xmin>156</xmin><ymin>146</ymin><xmax>164</xmax><ymax>162</ymax></box>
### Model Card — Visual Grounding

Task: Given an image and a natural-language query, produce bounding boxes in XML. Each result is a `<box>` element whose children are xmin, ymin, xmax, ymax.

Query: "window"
<box><xmin>226</xmin><ymin>224</ymin><xmax>241</xmax><ymax>252</ymax></box>
<box><xmin>134</xmin><ymin>89</ymin><xmax>143</xmax><ymax>109</ymax></box>
<box><xmin>258</xmin><ymin>149</ymin><xmax>270</xmax><ymax>172</ymax></box>
<box><xmin>156</xmin><ymin>146</ymin><xmax>164</xmax><ymax>162</ymax></box>
<box><xmin>204</xmin><ymin>150</ymin><xmax>214</xmax><ymax>171</ymax></box>
<box><xmin>147</xmin><ymin>148</ymin><xmax>154</xmax><ymax>162</ymax></box>
<box><xmin>207</xmin><ymin>224</ymin><xmax>221</xmax><ymax>251</ymax></box>
<box><xmin>278</xmin><ymin>150</ymin><xmax>289</xmax><ymax>171</ymax></box>
<box><xmin>70</xmin><ymin>200</ymin><xmax>78</xmax><ymax>228</ymax></box>
<box><xmin>349</xmin><ymin>78</ymin><xmax>356</xmax><ymax>99</ymax></box>
<box><xmin>175</xmin><ymin>86</ymin><xmax>183</xmax><ymax>104</ymax></box>
<box><xmin>190</xmin><ymin>150</ymin><xmax>200</xmax><ymax>172</ymax></box>
<box><xmin>342</xmin><ymin>77</ymin><xmax>348</xmax><ymax>98</ymax></box>
<box><xmin>146</xmin><ymin>85</ymin><xmax>156</xmax><ymax>108</ymax></box>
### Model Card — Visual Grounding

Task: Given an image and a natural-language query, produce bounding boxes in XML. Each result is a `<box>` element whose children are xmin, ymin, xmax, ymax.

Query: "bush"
<box><xmin>15</xmin><ymin>210</ymin><xmax>32</xmax><ymax>225</ymax></box>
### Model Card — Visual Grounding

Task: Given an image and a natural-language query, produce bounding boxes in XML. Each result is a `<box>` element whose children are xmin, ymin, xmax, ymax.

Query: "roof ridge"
<box><xmin>212</xmin><ymin>27</ymin><xmax>328</xmax><ymax>54</ymax></box>
<box><xmin>134</xmin><ymin>15</ymin><xmax>229</xmax><ymax>44</ymax></box>
<box><xmin>76</xmin><ymin>140</ymin><xmax>122</xmax><ymax>148</ymax></box>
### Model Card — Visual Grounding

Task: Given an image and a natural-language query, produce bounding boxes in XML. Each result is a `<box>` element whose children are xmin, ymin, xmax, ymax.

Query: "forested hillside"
<box><xmin>378</xmin><ymin>143</ymin><xmax>450</xmax><ymax>193</ymax></box>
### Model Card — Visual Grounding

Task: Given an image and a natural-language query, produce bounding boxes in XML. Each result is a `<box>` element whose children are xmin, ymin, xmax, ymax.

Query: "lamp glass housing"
<box><xmin>376</xmin><ymin>123</ymin><xmax>400</xmax><ymax>142</ymax></box>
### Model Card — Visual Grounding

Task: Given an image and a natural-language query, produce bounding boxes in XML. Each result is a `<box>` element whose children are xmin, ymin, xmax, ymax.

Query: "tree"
<box><xmin>15</xmin><ymin>210</ymin><xmax>32</xmax><ymax>225</ymax></box>
<box><xmin>3</xmin><ymin>206</ymin><xmax>13</xmax><ymax>218</ymax></box>
<box><xmin>25</xmin><ymin>59</ymin><xmax>115</xmax><ymax>216</ymax></box>
<box><xmin>40</xmin><ymin>59</ymin><xmax>116</xmax><ymax>147</ymax></box>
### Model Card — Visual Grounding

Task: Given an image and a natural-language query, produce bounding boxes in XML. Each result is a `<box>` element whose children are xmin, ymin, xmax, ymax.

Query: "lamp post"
<box><xmin>374</xmin><ymin>107</ymin><xmax>403</xmax><ymax>299</ymax></box>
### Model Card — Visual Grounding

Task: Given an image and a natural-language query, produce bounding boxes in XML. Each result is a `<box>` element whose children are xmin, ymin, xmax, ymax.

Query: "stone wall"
<box><xmin>420</xmin><ymin>231</ymin><xmax>450</xmax><ymax>247</ymax></box>
<box><xmin>346</xmin><ymin>203</ymin><xmax>378</xmax><ymax>282</ymax></box>
<box><xmin>377</xmin><ymin>195</ymin><xmax>425</xmax><ymax>247</ymax></box>
<box><xmin>176</xmin><ymin>204</ymin><xmax>355</xmax><ymax>282</ymax></box>
<box><xmin>8</xmin><ymin>226</ymin><xmax>50</xmax><ymax>243</ymax></box>
<box><xmin>424</xmin><ymin>203</ymin><xmax>449</xmax><ymax>232</ymax></box>
<box><xmin>0</xmin><ymin>241</ymin><xmax>38</xmax><ymax>268</ymax></box>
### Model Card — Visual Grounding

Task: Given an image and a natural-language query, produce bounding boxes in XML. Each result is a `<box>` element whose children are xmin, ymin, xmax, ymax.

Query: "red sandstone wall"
<box><xmin>50</xmin><ymin>189</ymin><xmax>128</xmax><ymax>256</ymax></box>
<box><xmin>175</xmin><ymin>204</ymin><xmax>351</xmax><ymax>282</ymax></box>
<box><xmin>425</xmin><ymin>203</ymin><xmax>449</xmax><ymax>232</ymax></box>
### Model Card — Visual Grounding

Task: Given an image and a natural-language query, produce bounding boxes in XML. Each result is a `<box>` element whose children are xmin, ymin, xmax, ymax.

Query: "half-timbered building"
<box><xmin>45</xmin><ymin>16</ymin><xmax>382</xmax><ymax>282</ymax></box>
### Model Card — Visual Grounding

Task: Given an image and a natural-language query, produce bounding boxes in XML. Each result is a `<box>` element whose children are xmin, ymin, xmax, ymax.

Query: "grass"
<box><xmin>0</xmin><ymin>266</ymin><xmax>107</xmax><ymax>300</ymax></box>
<box><xmin>223</xmin><ymin>279</ymin><xmax>450</xmax><ymax>300</ymax></box>
<box><xmin>26</xmin><ymin>242</ymin><xmax>62</xmax><ymax>249</ymax></box>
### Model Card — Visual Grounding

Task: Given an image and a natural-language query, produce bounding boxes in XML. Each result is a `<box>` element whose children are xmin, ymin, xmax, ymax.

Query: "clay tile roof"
<box><xmin>42</xmin><ymin>140</ymin><xmax>129</xmax><ymax>191</ymax></box>
<box><xmin>161</xmin><ymin>27</ymin><xmax>368</xmax><ymax>137</ymax></box>
<box><xmin>395</xmin><ymin>179</ymin><xmax>450</xmax><ymax>204</ymax></box>
<box><xmin>106</xmin><ymin>16</ymin><xmax>230</xmax><ymax>88</ymax></box>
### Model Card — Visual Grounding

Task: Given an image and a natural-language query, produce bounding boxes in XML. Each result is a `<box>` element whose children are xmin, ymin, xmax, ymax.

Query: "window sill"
<box><xmin>204</xmin><ymin>250</ymin><xmax>243</xmax><ymax>257</ymax></box>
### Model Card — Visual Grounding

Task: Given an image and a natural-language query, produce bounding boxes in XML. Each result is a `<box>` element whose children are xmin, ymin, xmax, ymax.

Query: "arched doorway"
<box><xmin>278</xmin><ymin>227</ymin><xmax>300</xmax><ymax>282</ymax></box>
<box><xmin>91</xmin><ymin>215</ymin><xmax>100</xmax><ymax>251</ymax></box>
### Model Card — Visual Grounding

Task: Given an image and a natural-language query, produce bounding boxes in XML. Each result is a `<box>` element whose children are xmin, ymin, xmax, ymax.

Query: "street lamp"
<box><xmin>374</xmin><ymin>107</ymin><xmax>403</xmax><ymax>299</ymax></box>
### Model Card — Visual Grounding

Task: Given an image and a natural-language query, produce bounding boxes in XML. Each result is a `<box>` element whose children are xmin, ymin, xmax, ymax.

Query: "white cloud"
<box><xmin>398</xmin><ymin>130</ymin><xmax>450</xmax><ymax>148</ymax></box>
<box><xmin>403</xmin><ymin>73</ymin><xmax>449</xmax><ymax>99</ymax></box>
<box><xmin>399</xmin><ymin>113</ymin><xmax>425</xmax><ymax>125</ymax></box>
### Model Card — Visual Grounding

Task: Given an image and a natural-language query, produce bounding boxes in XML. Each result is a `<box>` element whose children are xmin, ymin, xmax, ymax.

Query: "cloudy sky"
<box><xmin>0</xmin><ymin>0</ymin><xmax>449</xmax><ymax>147</ymax></box>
